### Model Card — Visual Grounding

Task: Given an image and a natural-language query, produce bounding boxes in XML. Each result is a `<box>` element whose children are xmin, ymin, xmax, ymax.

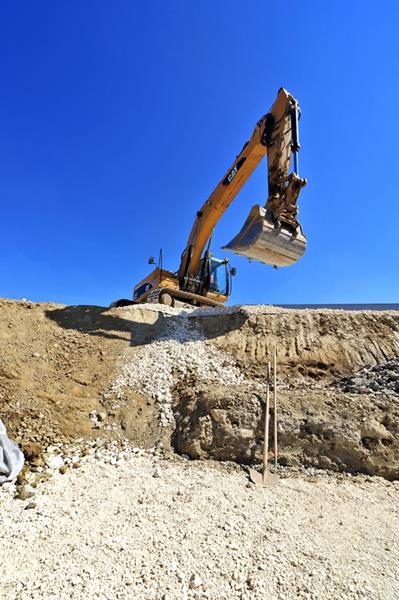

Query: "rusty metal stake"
<box><xmin>262</xmin><ymin>362</ymin><xmax>271</xmax><ymax>482</ymax></box>
<box><xmin>273</xmin><ymin>347</ymin><xmax>278</xmax><ymax>468</ymax></box>
<box><xmin>249</xmin><ymin>359</ymin><xmax>278</xmax><ymax>487</ymax></box>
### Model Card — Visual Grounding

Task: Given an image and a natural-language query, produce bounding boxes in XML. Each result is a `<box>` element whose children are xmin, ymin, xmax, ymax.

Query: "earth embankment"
<box><xmin>1</xmin><ymin>299</ymin><xmax>398</xmax><ymax>478</ymax></box>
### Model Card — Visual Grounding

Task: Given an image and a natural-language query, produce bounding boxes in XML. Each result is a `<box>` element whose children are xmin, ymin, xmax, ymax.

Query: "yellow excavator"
<box><xmin>113</xmin><ymin>88</ymin><xmax>307</xmax><ymax>308</ymax></box>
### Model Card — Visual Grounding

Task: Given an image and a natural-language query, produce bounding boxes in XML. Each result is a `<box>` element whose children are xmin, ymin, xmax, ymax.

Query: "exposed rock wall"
<box><xmin>194</xmin><ymin>307</ymin><xmax>399</xmax><ymax>379</ymax></box>
<box><xmin>1</xmin><ymin>299</ymin><xmax>399</xmax><ymax>479</ymax></box>
<box><xmin>173</xmin><ymin>380</ymin><xmax>399</xmax><ymax>480</ymax></box>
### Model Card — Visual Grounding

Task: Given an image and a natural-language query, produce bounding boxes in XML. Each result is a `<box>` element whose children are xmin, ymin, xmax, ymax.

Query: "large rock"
<box><xmin>174</xmin><ymin>385</ymin><xmax>263</xmax><ymax>463</ymax></box>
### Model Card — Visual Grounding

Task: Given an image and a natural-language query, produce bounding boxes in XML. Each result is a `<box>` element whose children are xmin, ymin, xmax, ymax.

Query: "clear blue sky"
<box><xmin>0</xmin><ymin>1</ymin><xmax>398</xmax><ymax>306</ymax></box>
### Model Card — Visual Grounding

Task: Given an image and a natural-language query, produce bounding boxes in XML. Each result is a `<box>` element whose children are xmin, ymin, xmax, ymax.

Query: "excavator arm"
<box><xmin>178</xmin><ymin>88</ymin><xmax>307</xmax><ymax>293</ymax></box>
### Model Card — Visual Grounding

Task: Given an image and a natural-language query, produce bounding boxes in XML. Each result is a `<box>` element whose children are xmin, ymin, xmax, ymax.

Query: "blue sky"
<box><xmin>0</xmin><ymin>1</ymin><xmax>397</xmax><ymax>306</ymax></box>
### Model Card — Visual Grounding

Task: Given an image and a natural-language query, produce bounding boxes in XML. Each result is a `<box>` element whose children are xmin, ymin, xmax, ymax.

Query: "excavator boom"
<box><xmin>224</xmin><ymin>89</ymin><xmax>307</xmax><ymax>265</ymax></box>
<box><xmin>179</xmin><ymin>88</ymin><xmax>307</xmax><ymax>292</ymax></box>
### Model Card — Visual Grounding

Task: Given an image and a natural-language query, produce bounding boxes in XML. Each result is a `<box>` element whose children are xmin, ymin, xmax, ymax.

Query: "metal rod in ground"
<box><xmin>273</xmin><ymin>347</ymin><xmax>278</xmax><ymax>468</ymax></box>
<box><xmin>262</xmin><ymin>362</ymin><xmax>271</xmax><ymax>483</ymax></box>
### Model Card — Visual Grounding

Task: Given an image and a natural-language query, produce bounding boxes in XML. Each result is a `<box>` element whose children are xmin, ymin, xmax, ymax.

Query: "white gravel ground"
<box><xmin>0</xmin><ymin>450</ymin><xmax>398</xmax><ymax>600</ymax></box>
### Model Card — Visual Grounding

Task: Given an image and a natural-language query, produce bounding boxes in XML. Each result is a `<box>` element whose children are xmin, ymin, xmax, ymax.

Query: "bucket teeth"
<box><xmin>223</xmin><ymin>205</ymin><xmax>307</xmax><ymax>267</ymax></box>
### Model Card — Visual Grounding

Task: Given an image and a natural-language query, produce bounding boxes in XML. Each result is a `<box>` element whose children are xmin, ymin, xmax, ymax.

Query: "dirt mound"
<box><xmin>0</xmin><ymin>299</ymin><xmax>162</xmax><ymax>453</ymax></box>
<box><xmin>1</xmin><ymin>298</ymin><xmax>398</xmax><ymax>478</ymax></box>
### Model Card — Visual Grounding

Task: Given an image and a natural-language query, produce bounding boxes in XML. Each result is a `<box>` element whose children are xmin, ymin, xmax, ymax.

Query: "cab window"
<box><xmin>208</xmin><ymin>259</ymin><xmax>228</xmax><ymax>296</ymax></box>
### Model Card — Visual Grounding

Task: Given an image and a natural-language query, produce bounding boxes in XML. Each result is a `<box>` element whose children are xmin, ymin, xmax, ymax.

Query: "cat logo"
<box><xmin>222</xmin><ymin>157</ymin><xmax>246</xmax><ymax>185</ymax></box>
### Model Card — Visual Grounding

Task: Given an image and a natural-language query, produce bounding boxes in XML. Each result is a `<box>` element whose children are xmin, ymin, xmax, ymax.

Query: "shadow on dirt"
<box><xmin>44</xmin><ymin>305</ymin><xmax>249</xmax><ymax>347</ymax></box>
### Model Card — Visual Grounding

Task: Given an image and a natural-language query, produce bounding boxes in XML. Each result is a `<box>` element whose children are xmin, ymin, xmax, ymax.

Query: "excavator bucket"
<box><xmin>223</xmin><ymin>204</ymin><xmax>307</xmax><ymax>267</ymax></box>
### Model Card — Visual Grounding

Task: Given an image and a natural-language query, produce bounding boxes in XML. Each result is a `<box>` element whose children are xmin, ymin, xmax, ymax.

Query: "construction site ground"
<box><xmin>0</xmin><ymin>298</ymin><xmax>398</xmax><ymax>599</ymax></box>
<box><xmin>1</xmin><ymin>449</ymin><xmax>398</xmax><ymax>600</ymax></box>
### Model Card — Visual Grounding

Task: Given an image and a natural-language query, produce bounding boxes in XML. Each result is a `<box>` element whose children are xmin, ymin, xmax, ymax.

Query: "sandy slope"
<box><xmin>0</xmin><ymin>298</ymin><xmax>399</xmax><ymax>477</ymax></box>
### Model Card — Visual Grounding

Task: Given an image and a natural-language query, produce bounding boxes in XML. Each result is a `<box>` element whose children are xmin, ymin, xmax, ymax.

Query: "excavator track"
<box><xmin>135</xmin><ymin>287</ymin><xmax>223</xmax><ymax>308</ymax></box>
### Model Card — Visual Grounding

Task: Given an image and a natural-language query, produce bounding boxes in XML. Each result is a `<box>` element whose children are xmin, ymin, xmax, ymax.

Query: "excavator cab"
<box><xmin>202</xmin><ymin>255</ymin><xmax>233</xmax><ymax>297</ymax></box>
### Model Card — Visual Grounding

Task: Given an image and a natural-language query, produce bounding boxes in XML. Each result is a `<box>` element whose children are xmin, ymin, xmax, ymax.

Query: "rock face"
<box><xmin>195</xmin><ymin>307</ymin><xmax>399</xmax><ymax>379</ymax></box>
<box><xmin>1</xmin><ymin>299</ymin><xmax>399</xmax><ymax>479</ymax></box>
<box><xmin>174</xmin><ymin>378</ymin><xmax>399</xmax><ymax>480</ymax></box>
<box><xmin>171</xmin><ymin>308</ymin><xmax>399</xmax><ymax>480</ymax></box>
<box><xmin>174</xmin><ymin>385</ymin><xmax>263</xmax><ymax>463</ymax></box>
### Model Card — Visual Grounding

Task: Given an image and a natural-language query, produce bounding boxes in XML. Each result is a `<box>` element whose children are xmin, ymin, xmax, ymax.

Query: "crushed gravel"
<box><xmin>119</xmin><ymin>303</ymin><xmax>399</xmax><ymax>318</ymax></box>
<box><xmin>106</xmin><ymin>313</ymin><xmax>243</xmax><ymax>426</ymax></box>
<box><xmin>0</xmin><ymin>449</ymin><xmax>398</xmax><ymax>600</ymax></box>
<box><xmin>337</xmin><ymin>358</ymin><xmax>399</xmax><ymax>396</ymax></box>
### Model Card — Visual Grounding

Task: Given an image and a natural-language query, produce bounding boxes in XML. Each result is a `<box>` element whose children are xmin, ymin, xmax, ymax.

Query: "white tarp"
<box><xmin>0</xmin><ymin>419</ymin><xmax>24</xmax><ymax>483</ymax></box>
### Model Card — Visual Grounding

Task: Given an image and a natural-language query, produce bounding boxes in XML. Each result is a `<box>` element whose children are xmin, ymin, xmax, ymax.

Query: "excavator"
<box><xmin>113</xmin><ymin>88</ymin><xmax>307</xmax><ymax>309</ymax></box>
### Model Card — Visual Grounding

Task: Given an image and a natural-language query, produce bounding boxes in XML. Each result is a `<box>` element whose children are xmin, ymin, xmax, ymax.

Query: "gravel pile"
<box><xmin>1</xmin><ymin>448</ymin><xmax>398</xmax><ymax>600</ymax></box>
<box><xmin>106</xmin><ymin>313</ymin><xmax>243</xmax><ymax>426</ymax></box>
<box><xmin>121</xmin><ymin>304</ymin><xmax>188</xmax><ymax>316</ymax></box>
<box><xmin>338</xmin><ymin>358</ymin><xmax>399</xmax><ymax>396</ymax></box>
<box><xmin>119</xmin><ymin>303</ymin><xmax>287</xmax><ymax>317</ymax></box>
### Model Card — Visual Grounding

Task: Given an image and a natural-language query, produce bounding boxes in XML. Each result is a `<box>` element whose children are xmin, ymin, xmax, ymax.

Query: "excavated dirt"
<box><xmin>1</xmin><ymin>298</ymin><xmax>399</xmax><ymax>479</ymax></box>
